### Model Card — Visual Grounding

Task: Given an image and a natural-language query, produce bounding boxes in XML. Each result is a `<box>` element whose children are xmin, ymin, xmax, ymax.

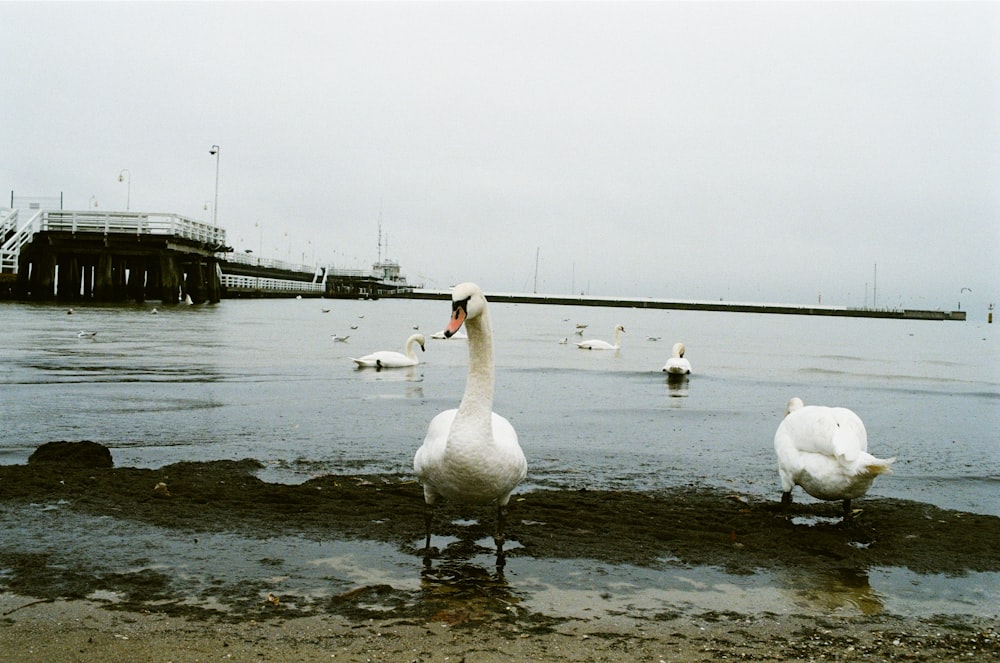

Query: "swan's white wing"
<box><xmin>352</xmin><ymin>350</ymin><xmax>415</xmax><ymax>368</ymax></box>
<box><xmin>414</xmin><ymin>409</ymin><xmax>457</xmax><ymax>486</ymax></box>
<box><xmin>577</xmin><ymin>339</ymin><xmax>614</xmax><ymax>350</ymax></box>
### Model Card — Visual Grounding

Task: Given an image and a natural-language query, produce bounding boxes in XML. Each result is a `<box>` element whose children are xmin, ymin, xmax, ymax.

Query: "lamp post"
<box><xmin>117</xmin><ymin>169</ymin><xmax>131</xmax><ymax>211</ymax></box>
<box><xmin>209</xmin><ymin>145</ymin><xmax>220</xmax><ymax>226</ymax></box>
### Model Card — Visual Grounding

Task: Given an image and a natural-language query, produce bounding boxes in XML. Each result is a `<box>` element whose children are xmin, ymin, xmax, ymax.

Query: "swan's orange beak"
<box><xmin>445</xmin><ymin>302</ymin><xmax>467</xmax><ymax>338</ymax></box>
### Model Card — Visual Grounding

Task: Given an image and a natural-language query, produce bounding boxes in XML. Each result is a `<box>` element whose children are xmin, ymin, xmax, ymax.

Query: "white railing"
<box><xmin>221</xmin><ymin>273</ymin><xmax>326</xmax><ymax>293</ymax></box>
<box><xmin>40</xmin><ymin>210</ymin><xmax>226</xmax><ymax>246</ymax></box>
<box><xmin>222</xmin><ymin>250</ymin><xmax>315</xmax><ymax>274</ymax></box>
<box><xmin>1</xmin><ymin>209</ymin><xmax>44</xmax><ymax>274</ymax></box>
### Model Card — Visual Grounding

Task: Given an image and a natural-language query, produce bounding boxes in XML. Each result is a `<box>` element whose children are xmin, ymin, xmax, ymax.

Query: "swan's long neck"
<box><xmin>456</xmin><ymin>307</ymin><xmax>494</xmax><ymax>423</ymax></box>
<box><xmin>405</xmin><ymin>337</ymin><xmax>416</xmax><ymax>359</ymax></box>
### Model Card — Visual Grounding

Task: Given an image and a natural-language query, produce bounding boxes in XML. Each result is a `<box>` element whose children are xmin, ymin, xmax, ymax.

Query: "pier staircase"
<box><xmin>1</xmin><ymin>207</ymin><xmax>42</xmax><ymax>275</ymax></box>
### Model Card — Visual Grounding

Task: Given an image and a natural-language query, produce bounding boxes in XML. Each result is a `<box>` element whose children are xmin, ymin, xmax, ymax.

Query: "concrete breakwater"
<box><xmin>401</xmin><ymin>290</ymin><xmax>967</xmax><ymax>321</ymax></box>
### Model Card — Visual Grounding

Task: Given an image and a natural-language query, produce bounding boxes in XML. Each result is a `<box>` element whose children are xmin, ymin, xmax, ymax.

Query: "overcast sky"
<box><xmin>2</xmin><ymin>2</ymin><xmax>997</xmax><ymax>311</ymax></box>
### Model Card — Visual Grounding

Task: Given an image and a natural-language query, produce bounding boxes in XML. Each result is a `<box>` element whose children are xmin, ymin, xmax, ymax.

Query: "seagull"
<box><xmin>331</xmin><ymin>334</ymin><xmax>351</xmax><ymax>343</ymax></box>
<box><xmin>77</xmin><ymin>330</ymin><xmax>97</xmax><ymax>338</ymax></box>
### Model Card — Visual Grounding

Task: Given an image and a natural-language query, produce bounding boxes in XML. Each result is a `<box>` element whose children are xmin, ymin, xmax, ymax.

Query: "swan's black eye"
<box><xmin>452</xmin><ymin>297</ymin><xmax>470</xmax><ymax>317</ymax></box>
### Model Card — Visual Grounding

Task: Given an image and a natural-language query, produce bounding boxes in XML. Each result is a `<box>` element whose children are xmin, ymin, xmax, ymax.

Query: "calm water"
<box><xmin>2</xmin><ymin>297</ymin><xmax>997</xmax><ymax>515</ymax></box>
<box><xmin>2</xmin><ymin>297</ymin><xmax>998</xmax><ymax>620</ymax></box>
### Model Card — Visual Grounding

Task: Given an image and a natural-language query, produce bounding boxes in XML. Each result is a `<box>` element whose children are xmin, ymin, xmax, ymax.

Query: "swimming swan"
<box><xmin>774</xmin><ymin>397</ymin><xmax>895</xmax><ymax>519</ymax></box>
<box><xmin>413</xmin><ymin>282</ymin><xmax>527</xmax><ymax>567</ymax></box>
<box><xmin>351</xmin><ymin>333</ymin><xmax>426</xmax><ymax>369</ymax></box>
<box><xmin>662</xmin><ymin>342</ymin><xmax>691</xmax><ymax>375</ymax></box>
<box><xmin>577</xmin><ymin>324</ymin><xmax>625</xmax><ymax>350</ymax></box>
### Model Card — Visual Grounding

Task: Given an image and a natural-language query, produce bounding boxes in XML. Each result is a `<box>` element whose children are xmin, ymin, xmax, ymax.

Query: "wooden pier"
<box><xmin>2</xmin><ymin>206</ymin><xmax>418</xmax><ymax>303</ymax></box>
<box><xmin>3</xmin><ymin>210</ymin><xmax>226</xmax><ymax>303</ymax></box>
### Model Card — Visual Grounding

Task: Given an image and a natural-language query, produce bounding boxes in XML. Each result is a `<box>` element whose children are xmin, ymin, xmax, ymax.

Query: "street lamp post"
<box><xmin>117</xmin><ymin>169</ymin><xmax>131</xmax><ymax>211</ymax></box>
<box><xmin>209</xmin><ymin>145</ymin><xmax>220</xmax><ymax>226</ymax></box>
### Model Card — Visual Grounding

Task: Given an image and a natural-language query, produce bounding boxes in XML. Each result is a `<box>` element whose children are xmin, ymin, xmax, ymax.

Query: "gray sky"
<box><xmin>2</xmin><ymin>2</ymin><xmax>997</xmax><ymax>312</ymax></box>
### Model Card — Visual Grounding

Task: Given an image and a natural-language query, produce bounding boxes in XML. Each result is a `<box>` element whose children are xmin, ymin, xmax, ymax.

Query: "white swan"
<box><xmin>662</xmin><ymin>342</ymin><xmax>691</xmax><ymax>375</ymax></box>
<box><xmin>577</xmin><ymin>324</ymin><xmax>625</xmax><ymax>350</ymax></box>
<box><xmin>351</xmin><ymin>333</ymin><xmax>426</xmax><ymax>369</ymax></box>
<box><xmin>413</xmin><ymin>282</ymin><xmax>527</xmax><ymax>567</ymax></box>
<box><xmin>774</xmin><ymin>397</ymin><xmax>895</xmax><ymax>519</ymax></box>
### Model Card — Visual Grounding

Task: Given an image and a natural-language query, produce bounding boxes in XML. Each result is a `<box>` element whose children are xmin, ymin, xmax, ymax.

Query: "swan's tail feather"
<box><xmin>862</xmin><ymin>456</ymin><xmax>896</xmax><ymax>477</ymax></box>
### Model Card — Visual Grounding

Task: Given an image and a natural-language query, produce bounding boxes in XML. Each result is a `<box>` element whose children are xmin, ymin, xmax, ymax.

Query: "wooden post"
<box><xmin>206</xmin><ymin>258</ymin><xmax>221</xmax><ymax>303</ymax></box>
<box><xmin>94</xmin><ymin>253</ymin><xmax>113</xmax><ymax>301</ymax></box>
<box><xmin>127</xmin><ymin>257</ymin><xmax>146</xmax><ymax>303</ymax></box>
<box><xmin>57</xmin><ymin>254</ymin><xmax>81</xmax><ymax>301</ymax></box>
<box><xmin>35</xmin><ymin>250</ymin><xmax>57</xmax><ymax>300</ymax></box>
<box><xmin>187</xmin><ymin>259</ymin><xmax>205</xmax><ymax>304</ymax></box>
<box><xmin>159</xmin><ymin>253</ymin><xmax>180</xmax><ymax>304</ymax></box>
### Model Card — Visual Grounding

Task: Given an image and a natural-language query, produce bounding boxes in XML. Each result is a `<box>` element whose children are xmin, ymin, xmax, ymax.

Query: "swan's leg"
<box><xmin>841</xmin><ymin>498</ymin><xmax>853</xmax><ymax>521</ymax></box>
<box><xmin>423</xmin><ymin>505</ymin><xmax>434</xmax><ymax>564</ymax></box>
<box><xmin>494</xmin><ymin>503</ymin><xmax>508</xmax><ymax>569</ymax></box>
<box><xmin>780</xmin><ymin>491</ymin><xmax>793</xmax><ymax>508</ymax></box>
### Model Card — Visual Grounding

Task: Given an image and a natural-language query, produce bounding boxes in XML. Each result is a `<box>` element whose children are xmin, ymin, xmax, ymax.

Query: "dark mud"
<box><xmin>1</xmin><ymin>442</ymin><xmax>998</xmax><ymax>630</ymax></box>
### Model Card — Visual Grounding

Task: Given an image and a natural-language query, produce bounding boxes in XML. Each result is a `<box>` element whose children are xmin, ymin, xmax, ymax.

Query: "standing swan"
<box><xmin>577</xmin><ymin>324</ymin><xmax>625</xmax><ymax>350</ymax></box>
<box><xmin>774</xmin><ymin>397</ymin><xmax>895</xmax><ymax>520</ymax></box>
<box><xmin>413</xmin><ymin>283</ymin><xmax>527</xmax><ymax>568</ymax></box>
<box><xmin>351</xmin><ymin>333</ymin><xmax>426</xmax><ymax>369</ymax></box>
<box><xmin>662</xmin><ymin>342</ymin><xmax>691</xmax><ymax>375</ymax></box>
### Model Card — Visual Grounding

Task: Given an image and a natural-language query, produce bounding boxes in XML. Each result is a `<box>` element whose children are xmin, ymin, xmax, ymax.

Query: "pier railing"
<box><xmin>221</xmin><ymin>273</ymin><xmax>326</xmax><ymax>294</ymax></box>
<box><xmin>39</xmin><ymin>211</ymin><xmax>226</xmax><ymax>246</ymax></box>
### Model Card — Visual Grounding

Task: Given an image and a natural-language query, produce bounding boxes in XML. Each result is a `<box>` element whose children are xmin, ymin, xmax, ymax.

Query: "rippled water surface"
<box><xmin>3</xmin><ymin>298</ymin><xmax>996</xmax><ymax>513</ymax></box>
<box><xmin>2</xmin><ymin>297</ymin><xmax>998</xmax><ymax>619</ymax></box>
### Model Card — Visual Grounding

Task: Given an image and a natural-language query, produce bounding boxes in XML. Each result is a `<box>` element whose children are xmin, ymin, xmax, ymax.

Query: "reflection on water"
<box><xmin>419</xmin><ymin>561</ymin><xmax>524</xmax><ymax>624</ymax></box>
<box><xmin>780</xmin><ymin>566</ymin><xmax>886</xmax><ymax>615</ymax></box>
<box><xmin>665</xmin><ymin>374</ymin><xmax>690</xmax><ymax>398</ymax></box>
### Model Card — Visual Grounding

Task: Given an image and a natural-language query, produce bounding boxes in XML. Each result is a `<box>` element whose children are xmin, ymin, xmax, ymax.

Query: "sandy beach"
<box><xmin>1</xmin><ymin>442</ymin><xmax>998</xmax><ymax>661</ymax></box>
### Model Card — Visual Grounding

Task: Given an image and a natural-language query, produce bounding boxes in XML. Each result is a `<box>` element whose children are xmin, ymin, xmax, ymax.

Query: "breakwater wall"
<box><xmin>401</xmin><ymin>290</ymin><xmax>967</xmax><ymax>321</ymax></box>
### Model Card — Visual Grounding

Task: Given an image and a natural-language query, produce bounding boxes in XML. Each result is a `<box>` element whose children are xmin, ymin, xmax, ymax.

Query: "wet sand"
<box><xmin>1</xmin><ymin>442</ymin><xmax>998</xmax><ymax>661</ymax></box>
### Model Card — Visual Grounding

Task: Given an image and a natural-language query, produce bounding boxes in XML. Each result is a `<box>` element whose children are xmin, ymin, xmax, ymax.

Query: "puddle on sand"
<box><xmin>1</xmin><ymin>504</ymin><xmax>997</xmax><ymax>621</ymax></box>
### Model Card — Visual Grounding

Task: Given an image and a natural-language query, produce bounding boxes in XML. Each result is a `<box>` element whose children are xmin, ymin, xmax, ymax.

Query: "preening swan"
<box><xmin>774</xmin><ymin>397</ymin><xmax>895</xmax><ymax>519</ymax></box>
<box><xmin>577</xmin><ymin>324</ymin><xmax>625</xmax><ymax>350</ymax></box>
<box><xmin>413</xmin><ymin>282</ymin><xmax>527</xmax><ymax>567</ymax></box>
<box><xmin>351</xmin><ymin>333</ymin><xmax>426</xmax><ymax>369</ymax></box>
<box><xmin>662</xmin><ymin>342</ymin><xmax>691</xmax><ymax>375</ymax></box>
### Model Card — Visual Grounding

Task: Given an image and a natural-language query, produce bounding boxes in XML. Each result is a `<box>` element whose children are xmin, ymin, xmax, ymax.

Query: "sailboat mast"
<box><xmin>533</xmin><ymin>247</ymin><xmax>539</xmax><ymax>294</ymax></box>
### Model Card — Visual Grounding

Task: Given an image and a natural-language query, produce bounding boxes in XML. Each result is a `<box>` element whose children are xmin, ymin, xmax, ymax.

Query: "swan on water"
<box><xmin>413</xmin><ymin>282</ymin><xmax>527</xmax><ymax>568</ymax></box>
<box><xmin>774</xmin><ymin>397</ymin><xmax>895</xmax><ymax>520</ymax></box>
<box><xmin>577</xmin><ymin>324</ymin><xmax>625</xmax><ymax>350</ymax></box>
<box><xmin>351</xmin><ymin>333</ymin><xmax>426</xmax><ymax>369</ymax></box>
<box><xmin>662</xmin><ymin>342</ymin><xmax>691</xmax><ymax>375</ymax></box>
